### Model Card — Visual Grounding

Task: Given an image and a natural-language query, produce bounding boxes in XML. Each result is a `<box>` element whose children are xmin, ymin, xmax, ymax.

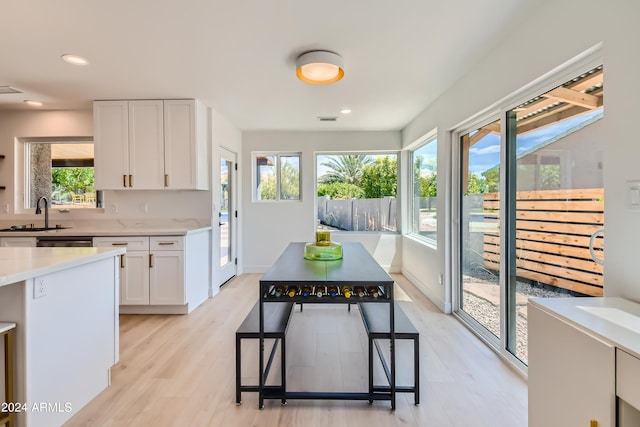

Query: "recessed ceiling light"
<box><xmin>339</xmin><ymin>108</ymin><xmax>352</xmax><ymax>114</ymax></box>
<box><xmin>24</xmin><ymin>100</ymin><xmax>43</xmax><ymax>107</ymax></box>
<box><xmin>61</xmin><ymin>54</ymin><xmax>89</xmax><ymax>66</ymax></box>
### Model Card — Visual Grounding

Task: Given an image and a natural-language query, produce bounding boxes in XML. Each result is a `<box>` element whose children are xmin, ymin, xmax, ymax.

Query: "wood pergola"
<box><xmin>461</xmin><ymin>65</ymin><xmax>604</xmax><ymax>190</ymax></box>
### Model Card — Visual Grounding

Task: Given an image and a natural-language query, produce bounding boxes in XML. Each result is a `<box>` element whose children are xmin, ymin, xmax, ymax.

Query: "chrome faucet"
<box><xmin>35</xmin><ymin>196</ymin><xmax>49</xmax><ymax>230</ymax></box>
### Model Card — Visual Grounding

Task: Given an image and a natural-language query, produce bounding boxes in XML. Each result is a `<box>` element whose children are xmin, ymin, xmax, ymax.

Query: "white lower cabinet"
<box><xmin>123</xmin><ymin>249</ymin><xmax>151</xmax><ymax>305</ymax></box>
<box><xmin>94</xmin><ymin>236</ymin><xmax>185</xmax><ymax>308</ymax></box>
<box><xmin>529</xmin><ymin>303</ymin><xmax>616</xmax><ymax>427</ymax></box>
<box><xmin>0</xmin><ymin>237</ymin><xmax>37</xmax><ymax>247</ymax></box>
<box><xmin>149</xmin><ymin>237</ymin><xmax>184</xmax><ymax>305</ymax></box>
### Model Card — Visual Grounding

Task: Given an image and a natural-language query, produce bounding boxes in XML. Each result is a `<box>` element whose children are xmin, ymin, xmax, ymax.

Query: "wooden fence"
<box><xmin>483</xmin><ymin>188</ymin><xmax>604</xmax><ymax>296</ymax></box>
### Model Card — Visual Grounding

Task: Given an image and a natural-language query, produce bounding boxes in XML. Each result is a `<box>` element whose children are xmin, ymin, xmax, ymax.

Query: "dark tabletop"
<box><xmin>260</xmin><ymin>242</ymin><xmax>393</xmax><ymax>286</ymax></box>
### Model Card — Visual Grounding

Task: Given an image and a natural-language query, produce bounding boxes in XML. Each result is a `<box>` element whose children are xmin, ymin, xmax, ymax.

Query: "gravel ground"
<box><xmin>462</xmin><ymin>268</ymin><xmax>572</xmax><ymax>363</ymax></box>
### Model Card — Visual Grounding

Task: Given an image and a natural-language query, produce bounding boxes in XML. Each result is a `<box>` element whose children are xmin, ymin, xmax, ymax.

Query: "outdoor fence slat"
<box><xmin>482</xmin><ymin>200</ymin><xmax>603</xmax><ymax>211</ymax></box>
<box><xmin>515</xmin><ymin>220</ymin><xmax>602</xmax><ymax>236</ymax></box>
<box><xmin>515</xmin><ymin>210</ymin><xmax>603</xmax><ymax>223</ymax></box>
<box><xmin>482</xmin><ymin>188</ymin><xmax>603</xmax><ymax>202</ymax></box>
<box><xmin>484</xmin><ymin>230</ymin><xmax>603</xmax><ymax>249</ymax></box>
<box><xmin>515</xmin><ymin>258</ymin><xmax>603</xmax><ymax>286</ymax></box>
<box><xmin>484</xmin><ymin>259</ymin><xmax>603</xmax><ymax>297</ymax></box>
<box><xmin>514</xmin><ymin>248</ymin><xmax>603</xmax><ymax>274</ymax></box>
<box><xmin>515</xmin><ymin>200</ymin><xmax>604</xmax><ymax>212</ymax></box>
<box><xmin>483</xmin><ymin>236</ymin><xmax>602</xmax><ymax>259</ymax></box>
<box><xmin>481</xmin><ymin>188</ymin><xmax>605</xmax><ymax>296</ymax></box>
<box><xmin>483</xmin><ymin>211</ymin><xmax>604</xmax><ymax>223</ymax></box>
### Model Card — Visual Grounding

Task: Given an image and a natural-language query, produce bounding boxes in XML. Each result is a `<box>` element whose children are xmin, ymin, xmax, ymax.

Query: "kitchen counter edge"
<box><xmin>0</xmin><ymin>225</ymin><xmax>212</xmax><ymax>237</ymax></box>
<box><xmin>0</xmin><ymin>247</ymin><xmax>126</xmax><ymax>287</ymax></box>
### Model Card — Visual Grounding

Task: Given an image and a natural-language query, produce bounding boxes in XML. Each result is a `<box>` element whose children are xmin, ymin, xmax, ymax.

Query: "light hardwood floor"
<box><xmin>65</xmin><ymin>274</ymin><xmax>527</xmax><ymax>427</ymax></box>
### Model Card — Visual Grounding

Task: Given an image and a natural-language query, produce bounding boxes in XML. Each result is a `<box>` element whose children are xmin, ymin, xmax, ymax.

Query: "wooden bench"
<box><xmin>235</xmin><ymin>302</ymin><xmax>294</xmax><ymax>405</ymax></box>
<box><xmin>359</xmin><ymin>302</ymin><xmax>420</xmax><ymax>404</ymax></box>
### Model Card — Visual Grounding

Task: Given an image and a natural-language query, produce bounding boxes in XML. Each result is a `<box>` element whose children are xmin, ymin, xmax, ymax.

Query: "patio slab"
<box><xmin>464</xmin><ymin>282</ymin><xmax>529</xmax><ymax>307</ymax></box>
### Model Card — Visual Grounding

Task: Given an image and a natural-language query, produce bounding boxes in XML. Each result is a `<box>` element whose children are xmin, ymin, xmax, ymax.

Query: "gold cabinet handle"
<box><xmin>111</xmin><ymin>242</ymin><xmax>128</xmax><ymax>246</ymax></box>
<box><xmin>158</xmin><ymin>242</ymin><xmax>174</xmax><ymax>246</ymax></box>
<box><xmin>120</xmin><ymin>254</ymin><xmax>125</xmax><ymax>268</ymax></box>
<box><xmin>149</xmin><ymin>253</ymin><xmax>153</xmax><ymax>268</ymax></box>
<box><xmin>129</xmin><ymin>174</ymin><xmax>133</xmax><ymax>187</ymax></box>
<box><xmin>164</xmin><ymin>174</ymin><xmax>169</xmax><ymax>187</ymax></box>
<box><xmin>123</xmin><ymin>174</ymin><xmax>127</xmax><ymax>188</ymax></box>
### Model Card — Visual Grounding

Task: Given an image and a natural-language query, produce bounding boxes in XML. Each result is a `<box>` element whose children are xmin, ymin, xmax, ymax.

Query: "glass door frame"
<box><xmin>213</xmin><ymin>147</ymin><xmax>238</xmax><ymax>290</ymax></box>
<box><xmin>451</xmin><ymin>112</ymin><xmax>516</xmax><ymax>364</ymax></box>
<box><xmin>450</xmin><ymin>48</ymin><xmax>603</xmax><ymax>374</ymax></box>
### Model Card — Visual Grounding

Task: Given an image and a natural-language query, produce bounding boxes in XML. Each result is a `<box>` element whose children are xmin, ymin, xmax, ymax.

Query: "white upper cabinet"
<box><xmin>129</xmin><ymin>100</ymin><xmax>165</xmax><ymax>189</ymax></box>
<box><xmin>94</xmin><ymin>99</ymin><xmax>208</xmax><ymax>190</ymax></box>
<box><xmin>94</xmin><ymin>100</ymin><xmax>129</xmax><ymax>190</ymax></box>
<box><xmin>164</xmin><ymin>100</ymin><xmax>208</xmax><ymax>190</ymax></box>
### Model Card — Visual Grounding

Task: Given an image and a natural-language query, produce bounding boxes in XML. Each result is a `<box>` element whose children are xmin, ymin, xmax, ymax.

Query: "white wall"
<box><xmin>401</xmin><ymin>0</ymin><xmax>607</xmax><ymax>312</ymax></box>
<box><xmin>0</xmin><ymin>109</ymin><xmax>212</xmax><ymax>224</ymax></box>
<box><xmin>600</xmin><ymin>0</ymin><xmax>640</xmax><ymax>301</ymax></box>
<box><xmin>241</xmin><ymin>130</ymin><xmax>402</xmax><ymax>272</ymax></box>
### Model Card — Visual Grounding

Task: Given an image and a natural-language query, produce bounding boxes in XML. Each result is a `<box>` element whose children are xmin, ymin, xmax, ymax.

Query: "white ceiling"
<box><xmin>0</xmin><ymin>0</ymin><xmax>536</xmax><ymax>131</ymax></box>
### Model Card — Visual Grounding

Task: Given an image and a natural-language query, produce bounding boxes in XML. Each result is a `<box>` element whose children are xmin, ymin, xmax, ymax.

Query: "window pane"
<box><xmin>411</xmin><ymin>140</ymin><xmax>437</xmax><ymax>241</ymax></box>
<box><xmin>510</xmin><ymin>73</ymin><xmax>604</xmax><ymax>364</ymax></box>
<box><xmin>28</xmin><ymin>141</ymin><xmax>97</xmax><ymax>209</ymax></box>
<box><xmin>280</xmin><ymin>155</ymin><xmax>300</xmax><ymax>200</ymax></box>
<box><xmin>460</xmin><ymin>119</ymin><xmax>502</xmax><ymax>341</ymax></box>
<box><xmin>256</xmin><ymin>155</ymin><xmax>276</xmax><ymax>200</ymax></box>
<box><xmin>316</xmin><ymin>153</ymin><xmax>398</xmax><ymax>232</ymax></box>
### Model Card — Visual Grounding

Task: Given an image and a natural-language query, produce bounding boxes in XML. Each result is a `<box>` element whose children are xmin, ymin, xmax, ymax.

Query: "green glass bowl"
<box><xmin>304</xmin><ymin>242</ymin><xmax>343</xmax><ymax>260</ymax></box>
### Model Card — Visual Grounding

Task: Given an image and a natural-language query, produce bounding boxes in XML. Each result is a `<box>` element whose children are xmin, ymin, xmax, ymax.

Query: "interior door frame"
<box><xmin>213</xmin><ymin>147</ymin><xmax>237</xmax><ymax>291</ymax></box>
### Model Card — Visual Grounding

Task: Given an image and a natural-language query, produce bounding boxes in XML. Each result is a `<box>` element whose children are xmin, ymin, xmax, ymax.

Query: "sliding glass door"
<box><xmin>455</xmin><ymin>65</ymin><xmax>605</xmax><ymax>366</ymax></box>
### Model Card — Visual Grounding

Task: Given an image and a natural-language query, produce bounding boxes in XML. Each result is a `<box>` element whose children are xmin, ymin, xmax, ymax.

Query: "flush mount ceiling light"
<box><xmin>61</xmin><ymin>54</ymin><xmax>89</xmax><ymax>66</ymax></box>
<box><xmin>296</xmin><ymin>51</ymin><xmax>344</xmax><ymax>85</ymax></box>
<box><xmin>24</xmin><ymin>100</ymin><xmax>43</xmax><ymax>107</ymax></box>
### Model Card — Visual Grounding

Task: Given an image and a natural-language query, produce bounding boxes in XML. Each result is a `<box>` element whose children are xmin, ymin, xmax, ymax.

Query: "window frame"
<box><xmin>252</xmin><ymin>151</ymin><xmax>302</xmax><ymax>202</ymax></box>
<box><xmin>315</xmin><ymin>150</ymin><xmax>400</xmax><ymax>233</ymax></box>
<box><xmin>407</xmin><ymin>131</ymin><xmax>438</xmax><ymax>246</ymax></box>
<box><xmin>18</xmin><ymin>136</ymin><xmax>102</xmax><ymax>212</ymax></box>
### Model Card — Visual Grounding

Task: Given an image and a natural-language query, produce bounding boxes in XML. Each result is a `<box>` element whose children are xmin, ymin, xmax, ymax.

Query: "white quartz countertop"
<box><xmin>0</xmin><ymin>247</ymin><xmax>125</xmax><ymax>287</ymax></box>
<box><xmin>0</xmin><ymin>223</ymin><xmax>212</xmax><ymax>237</ymax></box>
<box><xmin>529</xmin><ymin>297</ymin><xmax>640</xmax><ymax>359</ymax></box>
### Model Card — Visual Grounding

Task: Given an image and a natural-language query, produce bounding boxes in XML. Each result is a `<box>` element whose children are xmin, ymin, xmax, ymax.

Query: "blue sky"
<box><xmin>313</xmin><ymin>109</ymin><xmax>602</xmax><ymax>179</ymax></box>
<box><xmin>468</xmin><ymin>109</ymin><xmax>602</xmax><ymax>174</ymax></box>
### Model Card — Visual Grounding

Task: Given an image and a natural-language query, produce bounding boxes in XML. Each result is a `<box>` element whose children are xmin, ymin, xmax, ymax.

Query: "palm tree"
<box><xmin>319</xmin><ymin>155</ymin><xmax>373</xmax><ymax>186</ymax></box>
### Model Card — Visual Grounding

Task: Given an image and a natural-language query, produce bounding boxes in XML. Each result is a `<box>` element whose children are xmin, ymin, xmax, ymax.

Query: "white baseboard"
<box><xmin>119</xmin><ymin>304</ymin><xmax>188</xmax><ymax>315</ymax></box>
<box><xmin>401</xmin><ymin>268</ymin><xmax>451</xmax><ymax>314</ymax></box>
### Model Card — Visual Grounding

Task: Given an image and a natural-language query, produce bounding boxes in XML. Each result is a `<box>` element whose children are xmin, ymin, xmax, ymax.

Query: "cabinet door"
<box><xmin>163</xmin><ymin>99</ymin><xmax>208</xmax><ymax>190</ymax></box>
<box><xmin>94</xmin><ymin>101</ymin><xmax>130</xmax><ymax>189</ymax></box>
<box><xmin>149</xmin><ymin>250</ymin><xmax>184</xmax><ymax>305</ymax></box>
<box><xmin>0</xmin><ymin>237</ymin><xmax>37</xmax><ymax>247</ymax></box>
<box><xmin>128</xmin><ymin>100</ymin><xmax>165</xmax><ymax>189</ymax></box>
<box><xmin>120</xmin><ymin>251</ymin><xmax>150</xmax><ymax>305</ymax></box>
<box><xmin>528</xmin><ymin>304</ymin><xmax>615</xmax><ymax>427</ymax></box>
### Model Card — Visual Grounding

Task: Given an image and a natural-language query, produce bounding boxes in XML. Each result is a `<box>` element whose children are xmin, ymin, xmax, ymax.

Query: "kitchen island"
<box><xmin>0</xmin><ymin>247</ymin><xmax>124</xmax><ymax>427</ymax></box>
<box><xmin>0</xmin><ymin>222</ymin><xmax>213</xmax><ymax>315</ymax></box>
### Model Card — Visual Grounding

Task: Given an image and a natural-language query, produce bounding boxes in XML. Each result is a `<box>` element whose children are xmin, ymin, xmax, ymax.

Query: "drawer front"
<box><xmin>150</xmin><ymin>235</ymin><xmax>184</xmax><ymax>251</ymax></box>
<box><xmin>93</xmin><ymin>236</ymin><xmax>150</xmax><ymax>251</ymax></box>
<box><xmin>617</xmin><ymin>348</ymin><xmax>640</xmax><ymax>410</ymax></box>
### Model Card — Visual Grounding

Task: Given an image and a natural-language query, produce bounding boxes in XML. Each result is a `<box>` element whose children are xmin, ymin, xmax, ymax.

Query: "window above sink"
<box><xmin>19</xmin><ymin>136</ymin><xmax>103</xmax><ymax>211</ymax></box>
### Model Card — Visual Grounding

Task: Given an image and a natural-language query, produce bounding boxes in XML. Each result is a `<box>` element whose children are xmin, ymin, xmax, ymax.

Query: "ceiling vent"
<box><xmin>318</xmin><ymin>116</ymin><xmax>338</xmax><ymax>122</ymax></box>
<box><xmin>0</xmin><ymin>86</ymin><xmax>22</xmax><ymax>95</ymax></box>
